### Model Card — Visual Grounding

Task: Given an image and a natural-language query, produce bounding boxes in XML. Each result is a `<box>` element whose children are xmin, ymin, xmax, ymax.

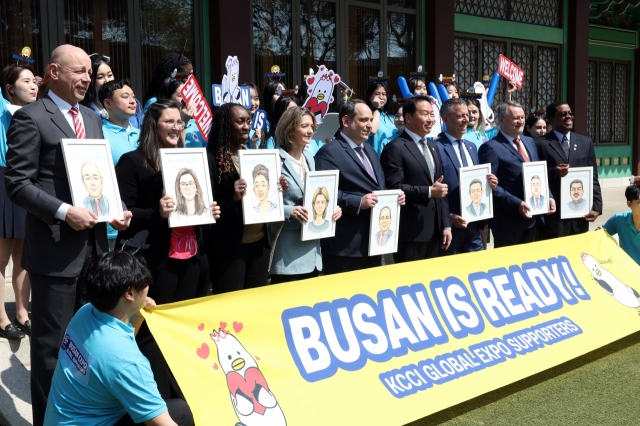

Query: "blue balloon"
<box><xmin>428</xmin><ymin>82</ymin><xmax>442</xmax><ymax>105</ymax></box>
<box><xmin>486</xmin><ymin>72</ymin><xmax>501</xmax><ymax>107</ymax></box>
<box><xmin>437</xmin><ymin>84</ymin><xmax>450</xmax><ymax>103</ymax></box>
<box><xmin>398</xmin><ymin>76</ymin><xmax>412</xmax><ymax>99</ymax></box>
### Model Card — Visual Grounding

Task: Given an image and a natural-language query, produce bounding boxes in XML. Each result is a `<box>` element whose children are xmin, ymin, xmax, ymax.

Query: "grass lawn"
<box><xmin>406</xmin><ymin>331</ymin><xmax>640</xmax><ymax>426</ymax></box>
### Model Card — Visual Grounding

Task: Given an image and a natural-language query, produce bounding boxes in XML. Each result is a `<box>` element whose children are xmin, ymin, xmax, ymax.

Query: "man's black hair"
<box><xmin>546</xmin><ymin>101</ymin><xmax>569</xmax><ymax>120</ymax></box>
<box><xmin>338</xmin><ymin>99</ymin><xmax>367</xmax><ymax>129</ymax></box>
<box><xmin>98</xmin><ymin>78</ymin><xmax>132</xmax><ymax>106</ymax></box>
<box><xmin>625</xmin><ymin>184</ymin><xmax>640</xmax><ymax>202</ymax></box>
<box><xmin>402</xmin><ymin>95</ymin><xmax>431</xmax><ymax>120</ymax></box>
<box><xmin>82</xmin><ymin>251</ymin><xmax>152</xmax><ymax>312</ymax></box>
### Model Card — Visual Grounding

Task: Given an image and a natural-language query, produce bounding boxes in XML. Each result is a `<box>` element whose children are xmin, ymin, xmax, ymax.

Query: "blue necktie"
<box><xmin>457</xmin><ymin>140</ymin><xmax>469</xmax><ymax>167</ymax></box>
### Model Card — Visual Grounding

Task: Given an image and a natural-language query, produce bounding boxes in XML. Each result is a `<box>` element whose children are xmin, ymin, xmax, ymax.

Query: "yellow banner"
<box><xmin>144</xmin><ymin>230</ymin><xmax>640</xmax><ymax>426</ymax></box>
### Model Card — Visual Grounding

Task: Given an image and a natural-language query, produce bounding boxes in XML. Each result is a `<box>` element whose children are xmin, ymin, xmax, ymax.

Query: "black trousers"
<box><xmin>211</xmin><ymin>237</ymin><xmax>270</xmax><ymax>293</ymax></box>
<box><xmin>137</xmin><ymin>256</ymin><xmax>201</xmax><ymax>400</ymax></box>
<box><xmin>492</xmin><ymin>224</ymin><xmax>537</xmax><ymax>248</ymax></box>
<box><xmin>114</xmin><ymin>398</ymin><xmax>194</xmax><ymax>426</ymax></box>
<box><xmin>322</xmin><ymin>255</ymin><xmax>382</xmax><ymax>275</ymax></box>
<box><xmin>270</xmin><ymin>269</ymin><xmax>320</xmax><ymax>285</ymax></box>
<box><xmin>30</xmin><ymin>274</ymin><xmax>84</xmax><ymax>426</ymax></box>
<box><xmin>395</xmin><ymin>239</ymin><xmax>439</xmax><ymax>263</ymax></box>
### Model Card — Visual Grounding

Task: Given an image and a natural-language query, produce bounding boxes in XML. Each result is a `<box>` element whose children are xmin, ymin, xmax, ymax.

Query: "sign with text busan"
<box><xmin>498</xmin><ymin>54</ymin><xmax>525</xmax><ymax>88</ymax></box>
<box><xmin>144</xmin><ymin>231</ymin><xmax>640</xmax><ymax>426</ymax></box>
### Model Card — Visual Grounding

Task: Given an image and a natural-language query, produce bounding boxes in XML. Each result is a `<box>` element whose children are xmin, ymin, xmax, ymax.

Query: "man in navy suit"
<box><xmin>315</xmin><ymin>100</ymin><xmax>405</xmax><ymax>274</ymax></box>
<box><xmin>535</xmin><ymin>101</ymin><xmax>602</xmax><ymax>238</ymax></box>
<box><xmin>381</xmin><ymin>96</ymin><xmax>451</xmax><ymax>262</ymax></box>
<box><xmin>478</xmin><ymin>101</ymin><xmax>556</xmax><ymax>248</ymax></box>
<box><xmin>435</xmin><ymin>98</ymin><xmax>498</xmax><ymax>254</ymax></box>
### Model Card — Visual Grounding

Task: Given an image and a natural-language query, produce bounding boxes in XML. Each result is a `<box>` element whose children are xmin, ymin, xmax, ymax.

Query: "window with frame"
<box><xmin>0</xmin><ymin>0</ymin><xmax>43</xmax><ymax>75</ymax></box>
<box><xmin>587</xmin><ymin>59</ymin><xmax>629</xmax><ymax>145</ymax></box>
<box><xmin>454</xmin><ymin>34</ymin><xmax>560</xmax><ymax>114</ymax></box>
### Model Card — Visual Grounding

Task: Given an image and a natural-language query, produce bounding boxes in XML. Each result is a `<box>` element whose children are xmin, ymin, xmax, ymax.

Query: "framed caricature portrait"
<box><xmin>522</xmin><ymin>161</ymin><xmax>549</xmax><ymax>215</ymax></box>
<box><xmin>459</xmin><ymin>163</ymin><xmax>493</xmax><ymax>223</ymax></box>
<box><xmin>238</xmin><ymin>149</ymin><xmax>285</xmax><ymax>225</ymax></box>
<box><xmin>159</xmin><ymin>148</ymin><xmax>216</xmax><ymax>228</ymax></box>
<box><xmin>560</xmin><ymin>167</ymin><xmax>593</xmax><ymax>219</ymax></box>
<box><xmin>368</xmin><ymin>190</ymin><xmax>401</xmax><ymax>256</ymax></box>
<box><xmin>301</xmin><ymin>170</ymin><xmax>339</xmax><ymax>241</ymax></box>
<box><xmin>60</xmin><ymin>139</ymin><xmax>123</xmax><ymax>222</ymax></box>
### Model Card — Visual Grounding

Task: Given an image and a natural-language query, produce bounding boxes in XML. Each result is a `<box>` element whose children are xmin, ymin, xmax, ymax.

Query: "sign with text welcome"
<box><xmin>144</xmin><ymin>231</ymin><xmax>640</xmax><ymax>426</ymax></box>
<box><xmin>498</xmin><ymin>54</ymin><xmax>525</xmax><ymax>88</ymax></box>
<box><xmin>180</xmin><ymin>75</ymin><xmax>212</xmax><ymax>141</ymax></box>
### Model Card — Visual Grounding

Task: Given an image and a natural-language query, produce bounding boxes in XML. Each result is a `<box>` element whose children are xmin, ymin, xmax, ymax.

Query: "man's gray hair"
<box><xmin>440</xmin><ymin>98</ymin><xmax>468</xmax><ymax>117</ymax></box>
<box><xmin>495</xmin><ymin>101</ymin><xmax>524</xmax><ymax>121</ymax></box>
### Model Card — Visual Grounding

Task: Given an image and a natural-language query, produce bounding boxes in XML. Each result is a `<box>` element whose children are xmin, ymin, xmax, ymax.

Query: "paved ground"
<box><xmin>0</xmin><ymin>181</ymin><xmax>632</xmax><ymax>426</ymax></box>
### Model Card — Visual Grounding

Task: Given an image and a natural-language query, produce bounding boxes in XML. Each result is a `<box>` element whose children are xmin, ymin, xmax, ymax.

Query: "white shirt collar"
<box><xmin>47</xmin><ymin>90</ymin><xmax>79</xmax><ymax>114</ymax></box>
<box><xmin>403</xmin><ymin>128</ymin><xmax>425</xmax><ymax>144</ymax></box>
<box><xmin>340</xmin><ymin>132</ymin><xmax>362</xmax><ymax>150</ymax></box>
<box><xmin>500</xmin><ymin>130</ymin><xmax>521</xmax><ymax>144</ymax></box>
<box><xmin>554</xmin><ymin>130</ymin><xmax>570</xmax><ymax>143</ymax></box>
<box><xmin>444</xmin><ymin>132</ymin><xmax>463</xmax><ymax>144</ymax></box>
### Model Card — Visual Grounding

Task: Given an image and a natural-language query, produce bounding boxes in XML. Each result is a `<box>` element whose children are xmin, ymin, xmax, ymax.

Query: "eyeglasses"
<box><xmin>89</xmin><ymin>53</ymin><xmax>110</xmax><ymax>63</ymax></box>
<box><xmin>556</xmin><ymin>111</ymin><xmax>574</xmax><ymax>117</ymax></box>
<box><xmin>160</xmin><ymin>120</ymin><xmax>186</xmax><ymax>130</ymax></box>
<box><xmin>180</xmin><ymin>181</ymin><xmax>196</xmax><ymax>189</ymax></box>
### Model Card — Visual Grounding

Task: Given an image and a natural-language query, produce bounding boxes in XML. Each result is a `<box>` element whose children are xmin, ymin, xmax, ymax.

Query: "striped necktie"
<box><xmin>69</xmin><ymin>106</ymin><xmax>86</xmax><ymax>139</ymax></box>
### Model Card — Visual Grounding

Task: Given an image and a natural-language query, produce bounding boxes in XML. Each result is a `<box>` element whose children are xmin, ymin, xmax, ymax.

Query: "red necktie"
<box><xmin>94</xmin><ymin>199</ymin><xmax>103</xmax><ymax>216</ymax></box>
<box><xmin>69</xmin><ymin>106</ymin><xmax>86</xmax><ymax>139</ymax></box>
<box><xmin>514</xmin><ymin>137</ymin><xmax>529</xmax><ymax>162</ymax></box>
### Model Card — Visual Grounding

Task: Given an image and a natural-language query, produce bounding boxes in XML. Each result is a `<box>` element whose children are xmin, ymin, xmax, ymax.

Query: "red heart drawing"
<box><xmin>196</xmin><ymin>343</ymin><xmax>209</xmax><ymax>359</ymax></box>
<box><xmin>198</xmin><ymin>323</ymin><xmax>204</xmax><ymax>331</ymax></box>
<box><xmin>213</xmin><ymin>363</ymin><xmax>219</xmax><ymax>370</ymax></box>
<box><xmin>307</xmin><ymin>77</ymin><xmax>315</xmax><ymax>85</ymax></box>
<box><xmin>334</xmin><ymin>76</ymin><xmax>340</xmax><ymax>83</ymax></box>
<box><xmin>233</xmin><ymin>321</ymin><xmax>243</xmax><ymax>333</ymax></box>
<box><xmin>220</xmin><ymin>321</ymin><xmax>227</xmax><ymax>330</ymax></box>
<box><xmin>256</xmin><ymin>356</ymin><xmax>260</xmax><ymax>360</ymax></box>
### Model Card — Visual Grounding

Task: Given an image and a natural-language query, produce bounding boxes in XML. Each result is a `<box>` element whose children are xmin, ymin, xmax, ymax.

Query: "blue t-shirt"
<box><xmin>367</xmin><ymin>113</ymin><xmax>396</xmax><ymax>157</ymax></box>
<box><xmin>45</xmin><ymin>304</ymin><xmax>167</xmax><ymax>425</ymax></box>
<box><xmin>0</xmin><ymin>94</ymin><xmax>12</xmax><ymax>167</ymax></box>
<box><xmin>102</xmin><ymin>119</ymin><xmax>140</xmax><ymax>166</ymax></box>
<box><xmin>184</xmin><ymin>119</ymin><xmax>207</xmax><ymax>148</ymax></box>
<box><xmin>463</xmin><ymin>126</ymin><xmax>499</xmax><ymax>149</ymax></box>
<box><xmin>603</xmin><ymin>211</ymin><xmax>640</xmax><ymax>265</ymax></box>
<box><xmin>247</xmin><ymin>119</ymin><xmax>271</xmax><ymax>149</ymax></box>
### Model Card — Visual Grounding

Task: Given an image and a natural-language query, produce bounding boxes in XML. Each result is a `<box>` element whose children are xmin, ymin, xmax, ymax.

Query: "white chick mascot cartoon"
<box><xmin>211</xmin><ymin>328</ymin><xmax>287</xmax><ymax>426</ymax></box>
<box><xmin>303</xmin><ymin>65</ymin><xmax>341</xmax><ymax>124</ymax></box>
<box><xmin>222</xmin><ymin>56</ymin><xmax>241</xmax><ymax>104</ymax></box>
<box><xmin>581</xmin><ymin>253</ymin><xmax>640</xmax><ymax>313</ymax></box>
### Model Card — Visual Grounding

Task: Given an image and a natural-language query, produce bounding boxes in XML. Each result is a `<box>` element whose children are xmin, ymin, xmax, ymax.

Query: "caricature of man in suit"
<box><xmin>466</xmin><ymin>179</ymin><xmax>486</xmax><ymax>217</ymax></box>
<box><xmin>80</xmin><ymin>162</ymin><xmax>110</xmax><ymax>217</ymax></box>
<box><xmin>567</xmin><ymin>179</ymin><xmax>588</xmax><ymax>212</ymax></box>
<box><xmin>375</xmin><ymin>206</ymin><xmax>393</xmax><ymax>246</ymax></box>
<box><xmin>528</xmin><ymin>175</ymin><xmax>546</xmax><ymax>211</ymax></box>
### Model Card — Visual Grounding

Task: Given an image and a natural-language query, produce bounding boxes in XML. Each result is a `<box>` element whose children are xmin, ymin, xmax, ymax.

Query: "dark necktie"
<box><xmin>419</xmin><ymin>138</ymin><xmax>436</xmax><ymax>182</ymax></box>
<box><xmin>514</xmin><ymin>137</ymin><xmax>530</xmax><ymax>162</ymax></box>
<box><xmin>354</xmin><ymin>145</ymin><xmax>377</xmax><ymax>183</ymax></box>
<box><xmin>456</xmin><ymin>140</ymin><xmax>469</xmax><ymax>167</ymax></box>
<box><xmin>561</xmin><ymin>135</ymin><xmax>570</xmax><ymax>159</ymax></box>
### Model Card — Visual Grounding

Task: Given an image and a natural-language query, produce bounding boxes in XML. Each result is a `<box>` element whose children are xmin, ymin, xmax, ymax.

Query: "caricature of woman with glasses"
<box><xmin>172</xmin><ymin>167</ymin><xmax>211</xmax><ymax>220</ymax></box>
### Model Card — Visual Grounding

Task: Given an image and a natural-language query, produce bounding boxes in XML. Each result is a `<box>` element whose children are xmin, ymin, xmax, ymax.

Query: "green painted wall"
<box><xmin>589</xmin><ymin>25</ymin><xmax>637</xmax><ymax>179</ymax></box>
<box><xmin>454</xmin><ymin>14</ymin><xmax>563</xmax><ymax>44</ymax></box>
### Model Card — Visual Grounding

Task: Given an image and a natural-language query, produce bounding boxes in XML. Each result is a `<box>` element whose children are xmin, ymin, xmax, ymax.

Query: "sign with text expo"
<box><xmin>144</xmin><ymin>231</ymin><xmax>640</xmax><ymax>426</ymax></box>
<box><xmin>180</xmin><ymin>75</ymin><xmax>213</xmax><ymax>141</ymax></box>
<box><xmin>498</xmin><ymin>54</ymin><xmax>524</xmax><ymax>88</ymax></box>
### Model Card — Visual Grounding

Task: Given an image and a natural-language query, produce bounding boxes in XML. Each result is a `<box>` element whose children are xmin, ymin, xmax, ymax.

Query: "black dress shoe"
<box><xmin>14</xmin><ymin>318</ymin><xmax>31</xmax><ymax>336</ymax></box>
<box><xmin>0</xmin><ymin>323</ymin><xmax>25</xmax><ymax>339</ymax></box>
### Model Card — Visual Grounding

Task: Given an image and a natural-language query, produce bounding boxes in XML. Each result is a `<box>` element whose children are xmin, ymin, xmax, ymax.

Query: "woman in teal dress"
<box><xmin>365</xmin><ymin>82</ymin><xmax>396</xmax><ymax>157</ymax></box>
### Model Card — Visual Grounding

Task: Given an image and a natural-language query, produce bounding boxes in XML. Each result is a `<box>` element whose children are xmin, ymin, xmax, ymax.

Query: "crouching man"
<box><xmin>44</xmin><ymin>251</ymin><xmax>194</xmax><ymax>426</ymax></box>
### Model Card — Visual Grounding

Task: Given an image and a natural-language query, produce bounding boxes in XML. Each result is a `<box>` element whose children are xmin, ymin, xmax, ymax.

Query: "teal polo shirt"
<box><xmin>44</xmin><ymin>304</ymin><xmax>167</xmax><ymax>425</ymax></box>
<box><xmin>603</xmin><ymin>211</ymin><xmax>640</xmax><ymax>265</ymax></box>
<box><xmin>102</xmin><ymin>119</ymin><xmax>140</xmax><ymax>166</ymax></box>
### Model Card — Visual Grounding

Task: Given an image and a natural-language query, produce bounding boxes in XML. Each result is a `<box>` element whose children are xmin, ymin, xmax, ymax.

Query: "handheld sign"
<box><xmin>12</xmin><ymin>46</ymin><xmax>35</xmax><ymax>64</ymax></box>
<box><xmin>181</xmin><ymin>75</ymin><xmax>213</xmax><ymax>141</ymax></box>
<box><xmin>498</xmin><ymin>54</ymin><xmax>524</xmax><ymax>88</ymax></box>
<box><xmin>211</xmin><ymin>55</ymin><xmax>251</xmax><ymax>108</ymax></box>
<box><xmin>251</xmin><ymin>109</ymin><xmax>267</xmax><ymax>131</ymax></box>
<box><xmin>303</xmin><ymin>65</ymin><xmax>341</xmax><ymax>124</ymax></box>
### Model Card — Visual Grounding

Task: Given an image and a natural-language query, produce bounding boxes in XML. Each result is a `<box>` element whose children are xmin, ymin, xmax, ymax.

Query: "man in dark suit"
<box><xmin>5</xmin><ymin>45</ymin><xmax>132</xmax><ymax>426</ymax></box>
<box><xmin>435</xmin><ymin>98</ymin><xmax>497</xmax><ymax>254</ymax></box>
<box><xmin>478</xmin><ymin>101</ymin><xmax>556</xmax><ymax>248</ymax></box>
<box><xmin>535</xmin><ymin>101</ymin><xmax>602</xmax><ymax>238</ymax></box>
<box><xmin>315</xmin><ymin>100</ymin><xmax>405</xmax><ymax>274</ymax></box>
<box><xmin>381</xmin><ymin>95</ymin><xmax>451</xmax><ymax>262</ymax></box>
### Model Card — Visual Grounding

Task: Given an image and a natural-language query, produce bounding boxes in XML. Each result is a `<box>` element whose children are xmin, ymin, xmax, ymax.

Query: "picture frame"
<box><xmin>60</xmin><ymin>139</ymin><xmax>123</xmax><ymax>222</ymax></box>
<box><xmin>368</xmin><ymin>190</ymin><xmax>401</xmax><ymax>256</ymax></box>
<box><xmin>159</xmin><ymin>148</ymin><xmax>216</xmax><ymax>228</ymax></box>
<box><xmin>560</xmin><ymin>167</ymin><xmax>593</xmax><ymax>219</ymax></box>
<box><xmin>238</xmin><ymin>149</ymin><xmax>285</xmax><ymax>225</ymax></box>
<box><xmin>459</xmin><ymin>163</ymin><xmax>494</xmax><ymax>223</ymax></box>
<box><xmin>301</xmin><ymin>170</ymin><xmax>339</xmax><ymax>241</ymax></box>
<box><xmin>521</xmin><ymin>161</ymin><xmax>549</xmax><ymax>216</ymax></box>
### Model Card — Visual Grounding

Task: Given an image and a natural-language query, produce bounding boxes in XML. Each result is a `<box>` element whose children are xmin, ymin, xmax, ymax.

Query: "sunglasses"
<box><xmin>556</xmin><ymin>111</ymin><xmax>574</xmax><ymax>118</ymax></box>
<box><xmin>89</xmin><ymin>53</ymin><xmax>110</xmax><ymax>63</ymax></box>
